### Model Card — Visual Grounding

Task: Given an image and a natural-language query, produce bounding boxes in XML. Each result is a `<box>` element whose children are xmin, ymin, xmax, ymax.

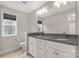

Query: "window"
<box><xmin>2</xmin><ymin>13</ymin><xmax>17</xmax><ymax>36</ymax></box>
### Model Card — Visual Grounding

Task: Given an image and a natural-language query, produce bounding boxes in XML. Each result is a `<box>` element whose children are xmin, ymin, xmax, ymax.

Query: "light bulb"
<box><xmin>36</xmin><ymin>11</ymin><xmax>39</xmax><ymax>15</ymax></box>
<box><xmin>36</xmin><ymin>8</ymin><xmax>47</xmax><ymax>16</ymax></box>
<box><xmin>39</xmin><ymin>10</ymin><xmax>42</xmax><ymax>15</ymax></box>
<box><xmin>42</xmin><ymin>8</ymin><xmax>47</xmax><ymax>13</ymax></box>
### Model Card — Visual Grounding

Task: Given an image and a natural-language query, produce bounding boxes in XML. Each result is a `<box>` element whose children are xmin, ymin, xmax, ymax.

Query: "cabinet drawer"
<box><xmin>38</xmin><ymin>39</ymin><xmax>44</xmax><ymax>44</ymax></box>
<box><xmin>37</xmin><ymin>39</ymin><xmax>45</xmax><ymax>47</ymax></box>
<box><xmin>28</xmin><ymin>37</ymin><xmax>34</xmax><ymax>43</ymax></box>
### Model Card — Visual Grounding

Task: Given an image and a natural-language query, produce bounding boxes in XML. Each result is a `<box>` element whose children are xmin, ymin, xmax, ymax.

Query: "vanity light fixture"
<box><xmin>36</xmin><ymin>7</ymin><xmax>47</xmax><ymax>16</ymax></box>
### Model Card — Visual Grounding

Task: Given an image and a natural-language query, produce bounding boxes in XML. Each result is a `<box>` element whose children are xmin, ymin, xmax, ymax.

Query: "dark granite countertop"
<box><xmin>28</xmin><ymin>33</ymin><xmax>79</xmax><ymax>46</ymax></box>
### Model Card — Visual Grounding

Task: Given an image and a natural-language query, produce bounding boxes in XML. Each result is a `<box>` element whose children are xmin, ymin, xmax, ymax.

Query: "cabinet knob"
<box><xmin>40</xmin><ymin>48</ymin><xmax>41</xmax><ymax>50</ymax></box>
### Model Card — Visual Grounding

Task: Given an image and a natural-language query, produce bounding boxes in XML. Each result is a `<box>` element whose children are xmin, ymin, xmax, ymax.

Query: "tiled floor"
<box><xmin>0</xmin><ymin>48</ymin><xmax>32</xmax><ymax>58</ymax></box>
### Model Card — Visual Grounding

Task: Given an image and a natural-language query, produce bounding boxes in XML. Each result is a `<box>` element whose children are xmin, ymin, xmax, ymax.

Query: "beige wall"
<box><xmin>0</xmin><ymin>5</ymin><xmax>28</xmax><ymax>53</ymax></box>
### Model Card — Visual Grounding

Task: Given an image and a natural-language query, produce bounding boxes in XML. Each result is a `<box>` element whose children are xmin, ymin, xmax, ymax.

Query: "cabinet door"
<box><xmin>32</xmin><ymin>38</ymin><xmax>38</xmax><ymax>57</ymax></box>
<box><xmin>37</xmin><ymin>47</ymin><xmax>45</xmax><ymax>58</ymax></box>
<box><xmin>37</xmin><ymin>39</ymin><xmax>45</xmax><ymax>58</ymax></box>
<box><xmin>45</xmin><ymin>46</ymin><xmax>56</xmax><ymax>58</ymax></box>
<box><xmin>28</xmin><ymin>37</ymin><xmax>38</xmax><ymax>57</ymax></box>
<box><xmin>28</xmin><ymin>37</ymin><xmax>33</xmax><ymax>55</ymax></box>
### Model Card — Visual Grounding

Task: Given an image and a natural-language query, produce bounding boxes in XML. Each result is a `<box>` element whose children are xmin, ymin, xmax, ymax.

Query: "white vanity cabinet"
<box><xmin>28</xmin><ymin>37</ymin><xmax>76</xmax><ymax>58</ymax></box>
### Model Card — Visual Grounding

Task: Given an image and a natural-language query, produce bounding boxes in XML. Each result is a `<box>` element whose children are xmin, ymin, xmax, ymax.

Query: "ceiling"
<box><xmin>0</xmin><ymin>1</ymin><xmax>76</xmax><ymax>17</ymax></box>
<box><xmin>0</xmin><ymin>1</ymin><xmax>47</xmax><ymax>14</ymax></box>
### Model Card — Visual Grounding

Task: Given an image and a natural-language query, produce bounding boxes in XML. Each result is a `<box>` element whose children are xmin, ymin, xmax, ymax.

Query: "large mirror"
<box><xmin>36</xmin><ymin>1</ymin><xmax>76</xmax><ymax>34</ymax></box>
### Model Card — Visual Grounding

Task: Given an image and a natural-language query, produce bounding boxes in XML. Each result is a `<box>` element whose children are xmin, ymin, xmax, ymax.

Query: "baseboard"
<box><xmin>0</xmin><ymin>47</ymin><xmax>20</xmax><ymax>55</ymax></box>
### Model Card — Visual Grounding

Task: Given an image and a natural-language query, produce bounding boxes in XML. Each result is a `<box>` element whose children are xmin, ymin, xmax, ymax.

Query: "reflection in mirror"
<box><xmin>36</xmin><ymin>1</ymin><xmax>76</xmax><ymax>34</ymax></box>
<box><xmin>37</xmin><ymin>20</ymin><xmax>43</xmax><ymax>33</ymax></box>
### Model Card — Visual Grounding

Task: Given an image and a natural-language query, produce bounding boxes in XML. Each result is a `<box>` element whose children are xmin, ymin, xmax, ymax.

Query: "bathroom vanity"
<box><xmin>27</xmin><ymin>33</ymin><xmax>78</xmax><ymax>58</ymax></box>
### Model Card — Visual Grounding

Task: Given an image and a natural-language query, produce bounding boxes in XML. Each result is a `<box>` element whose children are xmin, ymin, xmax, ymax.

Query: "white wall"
<box><xmin>28</xmin><ymin>11</ymin><xmax>38</xmax><ymax>33</ymax></box>
<box><xmin>0</xmin><ymin>5</ymin><xmax>28</xmax><ymax>53</ymax></box>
